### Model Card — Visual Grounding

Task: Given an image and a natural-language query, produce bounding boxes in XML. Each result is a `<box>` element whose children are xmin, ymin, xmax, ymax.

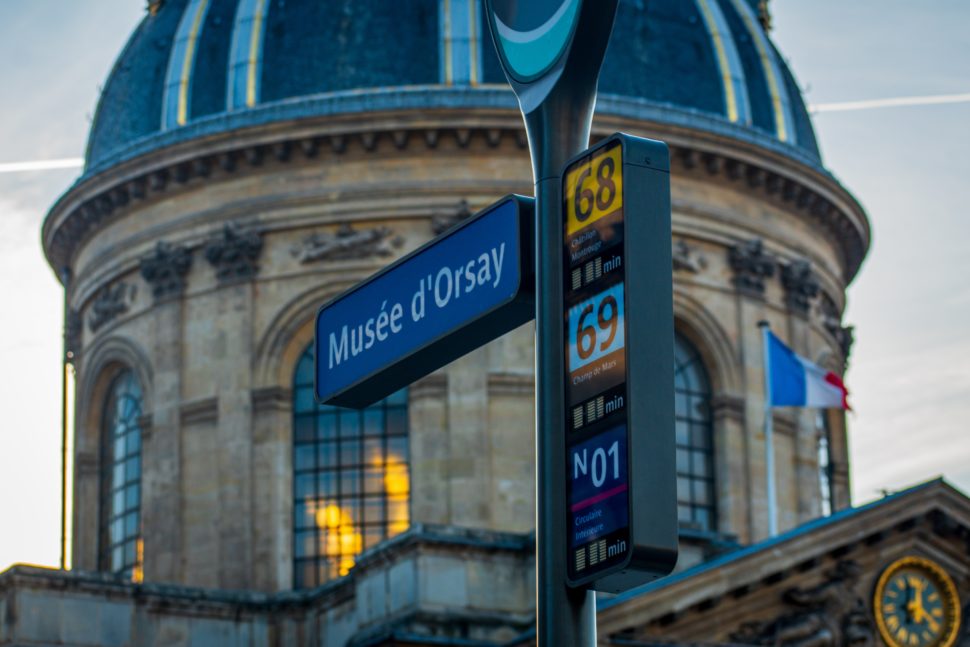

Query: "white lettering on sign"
<box><xmin>573</xmin><ymin>440</ymin><xmax>620</xmax><ymax>486</ymax></box>
<box><xmin>327</xmin><ymin>242</ymin><xmax>507</xmax><ymax>369</ymax></box>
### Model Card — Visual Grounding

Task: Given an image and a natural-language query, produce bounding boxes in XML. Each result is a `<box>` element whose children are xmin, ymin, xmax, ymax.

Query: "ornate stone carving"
<box><xmin>140</xmin><ymin>241</ymin><xmax>192</xmax><ymax>300</ymax></box>
<box><xmin>820</xmin><ymin>295</ymin><xmax>855</xmax><ymax>366</ymax></box>
<box><xmin>204</xmin><ymin>221</ymin><xmax>263</xmax><ymax>283</ymax></box>
<box><xmin>432</xmin><ymin>199</ymin><xmax>473</xmax><ymax>235</ymax></box>
<box><xmin>781</xmin><ymin>260</ymin><xmax>820</xmax><ymax>315</ymax></box>
<box><xmin>88</xmin><ymin>282</ymin><xmax>134</xmax><ymax>332</ymax></box>
<box><xmin>730</xmin><ymin>561</ymin><xmax>874</xmax><ymax>647</ymax></box>
<box><xmin>673</xmin><ymin>239</ymin><xmax>706</xmax><ymax>273</ymax></box>
<box><xmin>292</xmin><ymin>224</ymin><xmax>404</xmax><ymax>264</ymax></box>
<box><xmin>728</xmin><ymin>238</ymin><xmax>775</xmax><ymax>295</ymax></box>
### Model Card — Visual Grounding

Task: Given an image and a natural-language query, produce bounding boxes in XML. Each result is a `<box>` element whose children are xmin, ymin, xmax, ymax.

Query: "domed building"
<box><xmin>3</xmin><ymin>0</ymin><xmax>968</xmax><ymax>646</ymax></box>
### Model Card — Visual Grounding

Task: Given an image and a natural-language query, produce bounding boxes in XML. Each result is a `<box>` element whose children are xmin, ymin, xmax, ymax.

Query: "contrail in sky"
<box><xmin>0</xmin><ymin>157</ymin><xmax>83</xmax><ymax>174</ymax></box>
<box><xmin>810</xmin><ymin>92</ymin><xmax>970</xmax><ymax>113</ymax></box>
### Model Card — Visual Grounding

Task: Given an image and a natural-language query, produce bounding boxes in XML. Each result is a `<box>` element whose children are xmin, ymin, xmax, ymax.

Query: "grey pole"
<box><xmin>526</xmin><ymin>93</ymin><xmax>599</xmax><ymax>646</ymax></box>
<box><xmin>481</xmin><ymin>2</ymin><xmax>619</xmax><ymax>642</ymax></box>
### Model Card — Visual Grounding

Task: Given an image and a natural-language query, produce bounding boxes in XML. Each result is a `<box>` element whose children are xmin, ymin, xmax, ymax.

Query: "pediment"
<box><xmin>598</xmin><ymin>479</ymin><xmax>970</xmax><ymax>646</ymax></box>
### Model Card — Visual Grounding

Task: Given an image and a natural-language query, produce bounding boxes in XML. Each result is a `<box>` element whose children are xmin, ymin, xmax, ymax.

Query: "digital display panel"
<box><xmin>562</xmin><ymin>139</ymin><xmax>631</xmax><ymax>582</ymax></box>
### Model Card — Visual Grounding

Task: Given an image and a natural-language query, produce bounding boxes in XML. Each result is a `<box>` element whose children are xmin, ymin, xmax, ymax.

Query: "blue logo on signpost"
<box><xmin>488</xmin><ymin>0</ymin><xmax>582</xmax><ymax>81</ymax></box>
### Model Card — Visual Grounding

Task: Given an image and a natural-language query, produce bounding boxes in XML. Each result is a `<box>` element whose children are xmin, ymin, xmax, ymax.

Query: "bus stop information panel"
<box><xmin>562</xmin><ymin>134</ymin><xmax>679</xmax><ymax>593</ymax></box>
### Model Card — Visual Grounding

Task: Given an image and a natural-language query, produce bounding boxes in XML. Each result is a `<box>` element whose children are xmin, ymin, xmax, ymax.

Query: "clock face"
<box><xmin>874</xmin><ymin>557</ymin><xmax>962</xmax><ymax>647</ymax></box>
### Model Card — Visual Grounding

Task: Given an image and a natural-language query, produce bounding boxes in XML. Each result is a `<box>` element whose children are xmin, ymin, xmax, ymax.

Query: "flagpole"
<box><xmin>758</xmin><ymin>320</ymin><xmax>777</xmax><ymax>537</ymax></box>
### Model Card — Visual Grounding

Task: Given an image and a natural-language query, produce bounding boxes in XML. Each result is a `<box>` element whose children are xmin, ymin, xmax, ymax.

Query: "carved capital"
<box><xmin>673</xmin><ymin>239</ymin><xmax>707</xmax><ymax>274</ymax></box>
<box><xmin>292</xmin><ymin>223</ymin><xmax>403</xmax><ymax>264</ymax></box>
<box><xmin>432</xmin><ymin>199</ymin><xmax>474</xmax><ymax>235</ymax></box>
<box><xmin>88</xmin><ymin>282</ymin><xmax>133</xmax><ymax>332</ymax></box>
<box><xmin>780</xmin><ymin>260</ymin><xmax>820</xmax><ymax>315</ymax></box>
<box><xmin>204</xmin><ymin>221</ymin><xmax>263</xmax><ymax>283</ymax></box>
<box><xmin>140</xmin><ymin>241</ymin><xmax>192</xmax><ymax>301</ymax></box>
<box><xmin>728</xmin><ymin>238</ymin><xmax>775</xmax><ymax>295</ymax></box>
<box><xmin>819</xmin><ymin>295</ymin><xmax>854</xmax><ymax>367</ymax></box>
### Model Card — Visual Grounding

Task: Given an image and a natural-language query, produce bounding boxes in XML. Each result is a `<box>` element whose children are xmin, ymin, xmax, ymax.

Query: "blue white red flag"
<box><xmin>764</xmin><ymin>330</ymin><xmax>849</xmax><ymax>409</ymax></box>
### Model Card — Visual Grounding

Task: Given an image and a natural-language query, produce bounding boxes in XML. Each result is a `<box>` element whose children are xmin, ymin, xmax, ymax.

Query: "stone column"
<box><xmin>446</xmin><ymin>346</ymin><xmax>491</xmax><ymax>528</ymax></box>
<box><xmin>202</xmin><ymin>222</ymin><xmax>263</xmax><ymax>589</ymax></box>
<box><xmin>250</xmin><ymin>386</ymin><xmax>292</xmax><ymax>591</ymax></box>
<box><xmin>142</xmin><ymin>296</ymin><xmax>183</xmax><ymax>582</ymax></box>
<box><xmin>711</xmin><ymin>394</ymin><xmax>747</xmax><ymax>541</ymax></box>
<box><xmin>409</xmin><ymin>373</ymin><xmax>450</xmax><ymax>525</ymax></box>
<box><xmin>138</xmin><ymin>240</ymin><xmax>194</xmax><ymax>583</ymax></box>
<box><xmin>781</xmin><ymin>260</ymin><xmax>823</xmax><ymax>527</ymax></box>
<box><xmin>728</xmin><ymin>238</ymin><xmax>776</xmax><ymax>542</ymax></box>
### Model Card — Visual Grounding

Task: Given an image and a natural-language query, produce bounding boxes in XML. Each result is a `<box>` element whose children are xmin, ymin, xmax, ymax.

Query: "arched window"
<box><xmin>674</xmin><ymin>334</ymin><xmax>716</xmax><ymax>532</ymax></box>
<box><xmin>292</xmin><ymin>346</ymin><xmax>409</xmax><ymax>588</ymax></box>
<box><xmin>98</xmin><ymin>370</ymin><xmax>144</xmax><ymax>579</ymax></box>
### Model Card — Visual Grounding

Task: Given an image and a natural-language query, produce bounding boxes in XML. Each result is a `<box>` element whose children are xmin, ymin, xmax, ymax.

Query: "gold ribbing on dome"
<box><xmin>729</xmin><ymin>0</ymin><xmax>794</xmax><ymax>144</ymax></box>
<box><xmin>697</xmin><ymin>0</ymin><xmax>738</xmax><ymax>123</ymax></box>
<box><xmin>442</xmin><ymin>0</ymin><xmax>453</xmax><ymax>84</ymax></box>
<box><xmin>440</xmin><ymin>0</ymin><xmax>481</xmax><ymax>86</ymax></box>
<box><xmin>468</xmin><ymin>0</ymin><xmax>480</xmax><ymax>85</ymax></box>
<box><xmin>696</xmin><ymin>0</ymin><xmax>751</xmax><ymax>125</ymax></box>
<box><xmin>227</xmin><ymin>0</ymin><xmax>268</xmax><ymax>110</ymax></box>
<box><xmin>161</xmin><ymin>0</ymin><xmax>211</xmax><ymax>129</ymax></box>
<box><xmin>178</xmin><ymin>0</ymin><xmax>209</xmax><ymax>125</ymax></box>
<box><xmin>245</xmin><ymin>0</ymin><xmax>267</xmax><ymax>107</ymax></box>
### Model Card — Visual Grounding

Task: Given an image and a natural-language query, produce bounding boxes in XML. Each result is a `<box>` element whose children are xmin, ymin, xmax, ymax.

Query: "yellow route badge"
<box><xmin>565</xmin><ymin>141</ymin><xmax>623</xmax><ymax>237</ymax></box>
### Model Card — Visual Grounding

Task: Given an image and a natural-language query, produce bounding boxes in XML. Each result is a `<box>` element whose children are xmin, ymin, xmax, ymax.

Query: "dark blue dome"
<box><xmin>85</xmin><ymin>0</ymin><xmax>819</xmax><ymax>174</ymax></box>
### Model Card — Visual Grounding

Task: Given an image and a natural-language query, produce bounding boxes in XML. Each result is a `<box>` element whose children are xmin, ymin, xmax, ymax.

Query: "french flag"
<box><xmin>764</xmin><ymin>329</ymin><xmax>850</xmax><ymax>410</ymax></box>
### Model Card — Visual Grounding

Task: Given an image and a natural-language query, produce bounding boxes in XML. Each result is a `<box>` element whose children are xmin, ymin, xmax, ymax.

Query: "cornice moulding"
<box><xmin>44</xmin><ymin>108</ymin><xmax>869</xmax><ymax>285</ymax></box>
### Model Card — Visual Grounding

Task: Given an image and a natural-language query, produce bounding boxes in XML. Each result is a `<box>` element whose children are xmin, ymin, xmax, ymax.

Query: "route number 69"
<box><xmin>568</xmin><ymin>283</ymin><xmax>626</xmax><ymax>372</ymax></box>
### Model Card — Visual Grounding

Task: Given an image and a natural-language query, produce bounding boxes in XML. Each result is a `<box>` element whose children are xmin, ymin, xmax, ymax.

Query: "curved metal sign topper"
<box><xmin>488</xmin><ymin>0</ymin><xmax>582</xmax><ymax>82</ymax></box>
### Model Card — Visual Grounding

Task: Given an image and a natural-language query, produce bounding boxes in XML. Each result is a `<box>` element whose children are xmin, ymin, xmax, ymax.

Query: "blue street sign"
<box><xmin>315</xmin><ymin>195</ymin><xmax>535</xmax><ymax>408</ymax></box>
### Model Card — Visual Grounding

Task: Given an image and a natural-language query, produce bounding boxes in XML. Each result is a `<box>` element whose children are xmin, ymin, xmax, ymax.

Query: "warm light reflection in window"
<box><xmin>99</xmin><ymin>370</ymin><xmax>144</xmax><ymax>580</ymax></box>
<box><xmin>292</xmin><ymin>346</ymin><xmax>409</xmax><ymax>587</ymax></box>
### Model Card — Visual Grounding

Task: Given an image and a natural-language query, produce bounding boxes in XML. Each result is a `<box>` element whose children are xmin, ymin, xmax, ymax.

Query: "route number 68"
<box><xmin>568</xmin><ymin>283</ymin><xmax>626</xmax><ymax>372</ymax></box>
<box><xmin>565</xmin><ymin>143</ymin><xmax>624</xmax><ymax>236</ymax></box>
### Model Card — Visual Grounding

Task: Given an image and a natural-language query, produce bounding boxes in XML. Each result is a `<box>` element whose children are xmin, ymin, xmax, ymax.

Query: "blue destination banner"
<box><xmin>315</xmin><ymin>196</ymin><xmax>534</xmax><ymax>408</ymax></box>
<box><xmin>568</xmin><ymin>424</ymin><xmax>629</xmax><ymax>550</ymax></box>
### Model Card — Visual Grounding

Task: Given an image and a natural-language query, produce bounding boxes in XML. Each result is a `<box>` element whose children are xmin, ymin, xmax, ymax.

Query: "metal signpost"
<box><xmin>315</xmin><ymin>2</ymin><xmax>678</xmax><ymax>644</ymax></box>
<box><xmin>482</xmin><ymin>1</ymin><xmax>618</xmax><ymax>644</ymax></box>
<box><xmin>315</xmin><ymin>195</ymin><xmax>534</xmax><ymax>408</ymax></box>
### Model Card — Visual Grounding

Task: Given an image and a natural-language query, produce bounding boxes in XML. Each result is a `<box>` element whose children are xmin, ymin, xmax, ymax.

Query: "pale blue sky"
<box><xmin>0</xmin><ymin>1</ymin><xmax>967</xmax><ymax>572</ymax></box>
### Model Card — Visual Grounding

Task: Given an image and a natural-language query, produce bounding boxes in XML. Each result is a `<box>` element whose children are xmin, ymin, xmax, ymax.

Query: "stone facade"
<box><xmin>0</xmin><ymin>526</ymin><xmax>535</xmax><ymax>646</ymax></box>
<box><xmin>597</xmin><ymin>480</ymin><xmax>970</xmax><ymax>647</ymax></box>
<box><xmin>44</xmin><ymin>107</ymin><xmax>866</xmax><ymax>594</ymax></box>
<box><xmin>4</xmin><ymin>482</ymin><xmax>967</xmax><ymax>646</ymax></box>
<box><xmin>27</xmin><ymin>2</ymin><xmax>883</xmax><ymax>640</ymax></box>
